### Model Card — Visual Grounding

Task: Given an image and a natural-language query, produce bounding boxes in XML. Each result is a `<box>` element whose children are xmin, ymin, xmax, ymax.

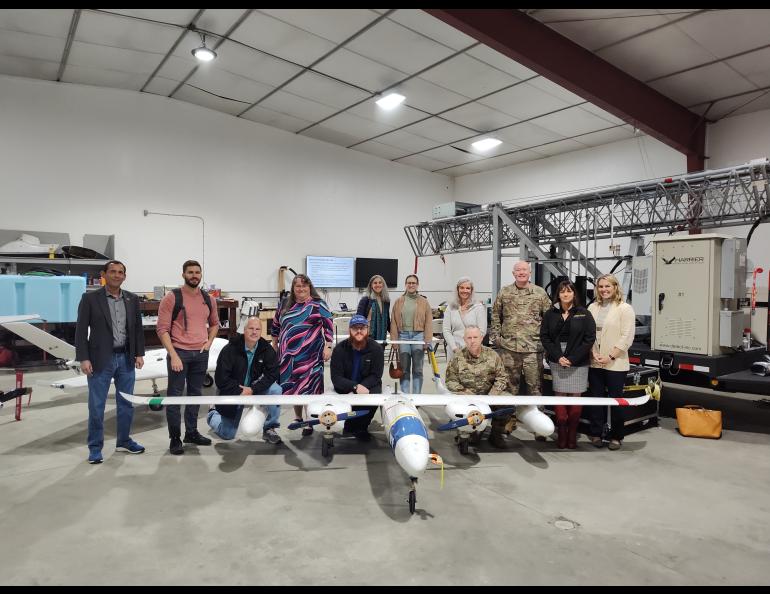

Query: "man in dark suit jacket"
<box><xmin>75</xmin><ymin>260</ymin><xmax>145</xmax><ymax>464</ymax></box>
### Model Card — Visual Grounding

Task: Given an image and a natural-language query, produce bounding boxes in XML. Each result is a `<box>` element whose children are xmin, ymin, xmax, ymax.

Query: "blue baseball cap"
<box><xmin>349</xmin><ymin>314</ymin><xmax>369</xmax><ymax>327</ymax></box>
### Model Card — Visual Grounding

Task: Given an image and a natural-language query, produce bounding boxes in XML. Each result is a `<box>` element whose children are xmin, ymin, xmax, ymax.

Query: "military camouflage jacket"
<box><xmin>490</xmin><ymin>282</ymin><xmax>551</xmax><ymax>353</ymax></box>
<box><xmin>445</xmin><ymin>346</ymin><xmax>508</xmax><ymax>395</ymax></box>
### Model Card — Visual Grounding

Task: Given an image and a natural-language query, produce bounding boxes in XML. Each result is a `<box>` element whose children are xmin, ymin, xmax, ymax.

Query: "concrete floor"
<box><xmin>1</xmin><ymin>360</ymin><xmax>769</xmax><ymax>586</ymax></box>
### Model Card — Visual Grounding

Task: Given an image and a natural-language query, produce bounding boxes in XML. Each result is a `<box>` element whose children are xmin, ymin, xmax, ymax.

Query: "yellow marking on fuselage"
<box><xmin>384</xmin><ymin>410</ymin><xmax>420</xmax><ymax>432</ymax></box>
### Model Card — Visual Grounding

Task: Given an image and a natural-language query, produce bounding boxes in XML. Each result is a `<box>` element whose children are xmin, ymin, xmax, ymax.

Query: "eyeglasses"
<box><xmin>350</xmin><ymin>326</ymin><xmax>368</xmax><ymax>332</ymax></box>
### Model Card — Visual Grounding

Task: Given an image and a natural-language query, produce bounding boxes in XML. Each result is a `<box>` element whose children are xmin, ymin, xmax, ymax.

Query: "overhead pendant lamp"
<box><xmin>191</xmin><ymin>32</ymin><xmax>217</xmax><ymax>62</ymax></box>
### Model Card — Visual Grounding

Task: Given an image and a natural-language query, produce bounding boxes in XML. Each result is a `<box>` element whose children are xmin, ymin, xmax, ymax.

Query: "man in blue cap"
<box><xmin>330</xmin><ymin>314</ymin><xmax>384</xmax><ymax>441</ymax></box>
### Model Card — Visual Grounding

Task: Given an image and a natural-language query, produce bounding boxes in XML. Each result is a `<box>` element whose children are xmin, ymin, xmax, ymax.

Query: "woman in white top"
<box><xmin>587</xmin><ymin>273</ymin><xmax>636</xmax><ymax>451</ymax></box>
<box><xmin>443</xmin><ymin>277</ymin><xmax>487</xmax><ymax>361</ymax></box>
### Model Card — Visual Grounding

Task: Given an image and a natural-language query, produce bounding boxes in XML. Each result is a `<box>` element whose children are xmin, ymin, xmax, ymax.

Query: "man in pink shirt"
<box><xmin>157</xmin><ymin>260</ymin><xmax>220</xmax><ymax>455</ymax></box>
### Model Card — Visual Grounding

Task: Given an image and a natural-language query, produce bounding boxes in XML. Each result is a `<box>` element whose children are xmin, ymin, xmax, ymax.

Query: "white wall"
<box><xmin>706</xmin><ymin>108</ymin><xmax>770</xmax><ymax>341</ymax></box>
<box><xmin>444</xmin><ymin>136</ymin><xmax>687</xmax><ymax>297</ymax></box>
<box><xmin>706</xmin><ymin>107</ymin><xmax>770</xmax><ymax>169</ymax></box>
<box><xmin>0</xmin><ymin>75</ymin><xmax>453</xmax><ymax>309</ymax></box>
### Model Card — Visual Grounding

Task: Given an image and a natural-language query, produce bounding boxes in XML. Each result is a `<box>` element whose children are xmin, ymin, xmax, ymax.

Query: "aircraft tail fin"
<box><xmin>0</xmin><ymin>321</ymin><xmax>77</xmax><ymax>361</ymax></box>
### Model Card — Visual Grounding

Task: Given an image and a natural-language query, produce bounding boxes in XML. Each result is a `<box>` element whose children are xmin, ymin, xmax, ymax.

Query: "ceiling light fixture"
<box><xmin>376</xmin><ymin>92</ymin><xmax>405</xmax><ymax>110</ymax></box>
<box><xmin>471</xmin><ymin>138</ymin><xmax>502</xmax><ymax>152</ymax></box>
<box><xmin>191</xmin><ymin>33</ymin><xmax>217</xmax><ymax>62</ymax></box>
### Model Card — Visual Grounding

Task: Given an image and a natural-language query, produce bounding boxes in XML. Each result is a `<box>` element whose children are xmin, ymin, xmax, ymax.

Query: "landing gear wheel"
<box><xmin>458</xmin><ymin>437</ymin><xmax>469</xmax><ymax>455</ymax></box>
<box><xmin>408</xmin><ymin>490</ymin><xmax>416</xmax><ymax>514</ymax></box>
<box><xmin>149</xmin><ymin>403</ymin><xmax>164</xmax><ymax>412</ymax></box>
<box><xmin>203</xmin><ymin>374</ymin><xmax>214</xmax><ymax>388</ymax></box>
<box><xmin>321</xmin><ymin>436</ymin><xmax>333</xmax><ymax>458</ymax></box>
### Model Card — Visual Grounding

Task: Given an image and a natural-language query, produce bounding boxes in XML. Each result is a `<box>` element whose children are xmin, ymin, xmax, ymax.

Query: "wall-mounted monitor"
<box><xmin>355</xmin><ymin>258</ymin><xmax>398</xmax><ymax>288</ymax></box>
<box><xmin>306</xmin><ymin>255</ymin><xmax>355</xmax><ymax>288</ymax></box>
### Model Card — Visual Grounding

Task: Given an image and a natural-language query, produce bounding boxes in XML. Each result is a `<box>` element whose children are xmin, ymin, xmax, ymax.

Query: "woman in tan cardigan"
<box><xmin>390</xmin><ymin>274</ymin><xmax>433</xmax><ymax>394</ymax></box>
<box><xmin>587</xmin><ymin>274</ymin><xmax>636</xmax><ymax>450</ymax></box>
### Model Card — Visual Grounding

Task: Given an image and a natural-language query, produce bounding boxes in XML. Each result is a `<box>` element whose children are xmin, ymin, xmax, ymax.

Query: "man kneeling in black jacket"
<box><xmin>208</xmin><ymin>317</ymin><xmax>283</xmax><ymax>444</ymax></box>
<box><xmin>330</xmin><ymin>314</ymin><xmax>384</xmax><ymax>441</ymax></box>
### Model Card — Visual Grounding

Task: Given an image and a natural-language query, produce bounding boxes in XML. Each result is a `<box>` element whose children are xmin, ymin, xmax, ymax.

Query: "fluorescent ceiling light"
<box><xmin>376</xmin><ymin>93</ymin><xmax>405</xmax><ymax>110</ymax></box>
<box><xmin>471</xmin><ymin>138</ymin><xmax>502</xmax><ymax>152</ymax></box>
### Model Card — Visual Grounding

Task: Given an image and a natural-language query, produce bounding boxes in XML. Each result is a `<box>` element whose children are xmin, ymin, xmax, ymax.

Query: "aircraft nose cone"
<box><xmin>394</xmin><ymin>435</ymin><xmax>430</xmax><ymax>477</ymax></box>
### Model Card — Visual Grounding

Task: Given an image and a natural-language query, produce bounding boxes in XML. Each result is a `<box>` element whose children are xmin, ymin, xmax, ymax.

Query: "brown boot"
<box><xmin>504</xmin><ymin>416</ymin><xmax>517</xmax><ymax>434</ymax></box>
<box><xmin>557</xmin><ymin>424</ymin><xmax>568</xmax><ymax>449</ymax></box>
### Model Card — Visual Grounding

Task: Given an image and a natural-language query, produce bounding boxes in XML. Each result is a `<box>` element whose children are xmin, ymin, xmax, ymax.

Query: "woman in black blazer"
<box><xmin>540</xmin><ymin>280</ymin><xmax>596</xmax><ymax>449</ymax></box>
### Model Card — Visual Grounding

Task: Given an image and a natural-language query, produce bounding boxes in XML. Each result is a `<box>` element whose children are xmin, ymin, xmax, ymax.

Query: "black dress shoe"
<box><xmin>170</xmin><ymin>437</ymin><xmax>184</xmax><ymax>455</ymax></box>
<box><xmin>183</xmin><ymin>431</ymin><xmax>212</xmax><ymax>446</ymax></box>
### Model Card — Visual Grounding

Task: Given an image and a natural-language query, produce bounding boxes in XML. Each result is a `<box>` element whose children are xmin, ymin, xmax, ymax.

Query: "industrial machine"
<box><xmin>652</xmin><ymin>234</ymin><xmax>746</xmax><ymax>356</ymax></box>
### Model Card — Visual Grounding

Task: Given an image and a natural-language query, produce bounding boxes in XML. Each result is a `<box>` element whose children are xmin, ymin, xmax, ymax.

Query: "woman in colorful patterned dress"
<box><xmin>271</xmin><ymin>274</ymin><xmax>334</xmax><ymax>435</ymax></box>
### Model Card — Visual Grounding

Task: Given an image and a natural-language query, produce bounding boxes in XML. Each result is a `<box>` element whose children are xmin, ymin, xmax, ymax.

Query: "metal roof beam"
<box><xmin>425</xmin><ymin>9</ymin><xmax>707</xmax><ymax>170</ymax></box>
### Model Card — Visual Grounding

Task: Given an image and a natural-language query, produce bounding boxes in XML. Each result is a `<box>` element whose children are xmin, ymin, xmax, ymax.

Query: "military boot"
<box><xmin>488</xmin><ymin>431</ymin><xmax>506</xmax><ymax>449</ymax></box>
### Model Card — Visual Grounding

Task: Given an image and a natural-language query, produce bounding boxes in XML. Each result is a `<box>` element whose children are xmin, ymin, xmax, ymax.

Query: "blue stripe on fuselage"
<box><xmin>388</xmin><ymin>415</ymin><xmax>428</xmax><ymax>449</ymax></box>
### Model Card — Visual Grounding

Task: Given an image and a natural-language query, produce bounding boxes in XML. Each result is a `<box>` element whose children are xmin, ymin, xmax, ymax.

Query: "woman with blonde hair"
<box><xmin>587</xmin><ymin>274</ymin><xmax>636</xmax><ymax>450</ymax></box>
<box><xmin>443</xmin><ymin>276</ymin><xmax>487</xmax><ymax>361</ymax></box>
<box><xmin>356</xmin><ymin>274</ymin><xmax>390</xmax><ymax>342</ymax></box>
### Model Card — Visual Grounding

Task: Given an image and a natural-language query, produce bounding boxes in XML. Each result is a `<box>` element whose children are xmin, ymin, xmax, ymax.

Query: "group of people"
<box><xmin>76</xmin><ymin>257</ymin><xmax>634</xmax><ymax>464</ymax></box>
<box><xmin>446</xmin><ymin>261</ymin><xmax>636</xmax><ymax>451</ymax></box>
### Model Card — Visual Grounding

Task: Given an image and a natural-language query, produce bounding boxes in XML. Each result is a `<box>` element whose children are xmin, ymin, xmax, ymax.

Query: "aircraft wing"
<box><xmin>121</xmin><ymin>392</ymin><xmax>650</xmax><ymax>408</ymax></box>
<box><xmin>409</xmin><ymin>394</ymin><xmax>651</xmax><ymax>407</ymax></box>
<box><xmin>0</xmin><ymin>314</ymin><xmax>41</xmax><ymax>324</ymax></box>
<box><xmin>121</xmin><ymin>393</ymin><xmax>391</xmax><ymax>407</ymax></box>
<box><xmin>50</xmin><ymin>375</ymin><xmax>88</xmax><ymax>389</ymax></box>
<box><xmin>0</xmin><ymin>320</ymin><xmax>76</xmax><ymax>360</ymax></box>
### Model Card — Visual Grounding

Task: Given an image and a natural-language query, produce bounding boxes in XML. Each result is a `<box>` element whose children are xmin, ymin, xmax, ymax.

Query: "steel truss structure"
<box><xmin>405</xmin><ymin>159</ymin><xmax>770</xmax><ymax>295</ymax></box>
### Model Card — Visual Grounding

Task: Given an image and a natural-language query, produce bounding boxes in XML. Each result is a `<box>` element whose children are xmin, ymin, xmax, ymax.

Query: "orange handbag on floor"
<box><xmin>675</xmin><ymin>405</ymin><xmax>722</xmax><ymax>439</ymax></box>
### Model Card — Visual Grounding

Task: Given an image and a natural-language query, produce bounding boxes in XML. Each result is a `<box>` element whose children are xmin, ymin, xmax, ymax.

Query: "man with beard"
<box><xmin>157</xmin><ymin>260</ymin><xmax>219</xmax><ymax>455</ymax></box>
<box><xmin>330</xmin><ymin>314</ymin><xmax>384</xmax><ymax>441</ymax></box>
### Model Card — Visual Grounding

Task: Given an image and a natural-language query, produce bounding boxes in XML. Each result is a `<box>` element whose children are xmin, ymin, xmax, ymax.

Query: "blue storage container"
<box><xmin>0</xmin><ymin>275</ymin><xmax>86</xmax><ymax>322</ymax></box>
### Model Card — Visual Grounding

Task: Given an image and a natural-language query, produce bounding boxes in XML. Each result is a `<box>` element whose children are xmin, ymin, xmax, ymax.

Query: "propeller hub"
<box><xmin>467</xmin><ymin>410</ymin><xmax>484</xmax><ymax>427</ymax></box>
<box><xmin>319</xmin><ymin>410</ymin><xmax>338</xmax><ymax>427</ymax></box>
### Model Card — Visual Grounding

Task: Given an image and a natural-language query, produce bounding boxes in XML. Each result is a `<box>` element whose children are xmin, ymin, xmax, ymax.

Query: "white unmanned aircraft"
<box><xmin>123</xmin><ymin>385</ymin><xmax>651</xmax><ymax>514</ymax></box>
<box><xmin>0</xmin><ymin>317</ymin><xmax>434</xmax><ymax>393</ymax></box>
<box><xmin>0</xmin><ymin>316</ymin><xmax>227</xmax><ymax>392</ymax></box>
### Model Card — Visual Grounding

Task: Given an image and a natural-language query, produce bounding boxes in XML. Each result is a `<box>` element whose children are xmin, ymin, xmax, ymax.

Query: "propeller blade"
<box><xmin>287</xmin><ymin>409</ymin><xmax>368</xmax><ymax>430</ymax></box>
<box><xmin>436</xmin><ymin>407</ymin><xmax>516</xmax><ymax>432</ymax></box>
<box><xmin>288</xmin><ymin>418</ymin><xmax>321</xmax><ymax>430</ymax></box>
<box><xmin>335</xmin><ymin>410</ymin><xmax>367</xmax><ymax>422</ymax></box>
<box><xmin>485</xmin><ymin>406</ymin><xmax>516</xmax><ymax>418</ymax></box>
<box><xmin>437</xmin><ymin>417</ymin><xmax>471</xmax><ymax>431</ymax></box>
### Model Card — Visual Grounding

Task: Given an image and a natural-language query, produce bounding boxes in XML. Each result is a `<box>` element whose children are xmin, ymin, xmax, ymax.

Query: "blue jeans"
<box><xmin>206</xmin><ymin>383</ymin><xmax>282</xmax><ymax>440</ymax></box>
<box><xmin>87</xmin><ymin>352</ymin><xmax>136</xmax><ymax>453</ymax></box>
<box><xmin>399</xmin><ymin>331</ymin><xmax>425</xmax><ymax>394</ymax></box>
<box><xmin>165</xmin><ymin>348</ymin><xmax>209</xmax><ymax>437</ymax></box>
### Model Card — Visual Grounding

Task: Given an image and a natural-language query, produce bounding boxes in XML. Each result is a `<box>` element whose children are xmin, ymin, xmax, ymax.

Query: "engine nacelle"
<box><xmin>516</xmin><ymin>405</ymin><xmax>554</xmax><ymax>437</ymax></box>
<box><xmin>308</xmin><ymin>397</ymin><xmax>353</xmax><ymax>431</ymax></box>
<box><xmin>240</xmin><ymin>405</ymin><xmax>267</xmax><ymax>437</ymax></box>
<box><xmin>444</xmin><ymin>400</ymin><xmax>492</xmax><ymax>434</ymax></box>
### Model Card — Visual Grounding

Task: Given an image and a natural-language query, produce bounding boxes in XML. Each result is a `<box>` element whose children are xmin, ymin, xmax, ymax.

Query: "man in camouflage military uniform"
<box><xmin>446</xmin><ymin>326</ymin><xmax>508</xmax><ymax>396</ymax></box>
<box><xmin>488</xmin><ymin>260</ymin><xmax>552</xmax><ymax>447</ymax></box>
<box><xmin>445</xmin><ymin>326</ymin><xmax>508</xmax><ymax>444</ymax></box>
